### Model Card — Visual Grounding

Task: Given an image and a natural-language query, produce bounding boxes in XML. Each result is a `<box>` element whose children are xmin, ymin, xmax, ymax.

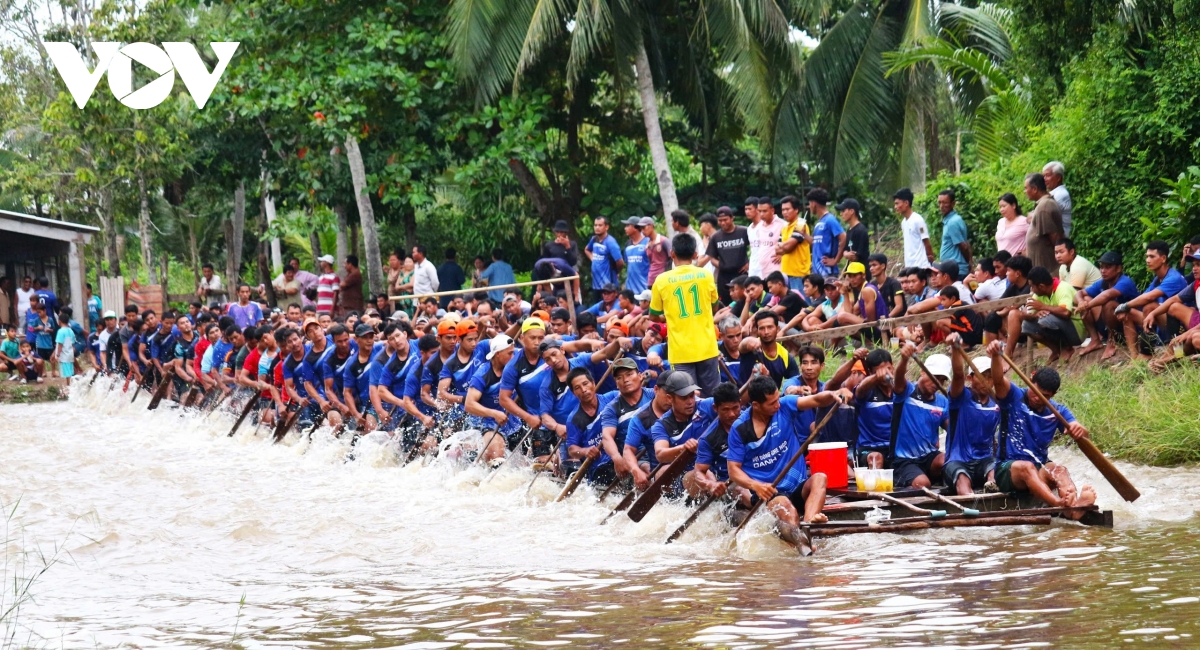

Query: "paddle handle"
<box><xmin>718</xmin><ymin>357</ymin><xmax>738</xmax><ymax>384</ymax></box>
<box><xmin>595</xmin><ymin>350</ymin><xmax>623</xmax><ymax>389</ymax></box>
<box><xmin>732</xmin><ymin>396</ymin><xmax>841</xmax><ymax>536</ymax></box>
<box><xmin>556</xmin><ymin>454</ymin><xmax>596</xmax><ymax>502</ymax></box>
<box><xmin>998</xmin><ymin>351</ymin><xmax>1140</xmax><ymax>503</ymax></box>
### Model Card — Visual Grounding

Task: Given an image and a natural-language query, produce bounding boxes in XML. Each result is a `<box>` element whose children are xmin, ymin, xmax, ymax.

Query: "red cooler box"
<box><xmin>806</xmin><ymin>442</ymin><xmax>848</xmax><ymax>488</ymax></box>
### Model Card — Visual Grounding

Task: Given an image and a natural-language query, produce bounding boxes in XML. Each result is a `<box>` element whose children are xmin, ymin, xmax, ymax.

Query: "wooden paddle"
<box><xmin>273</xmin><ymin>407</ymin><xmax>303</xmax><ymax>443</ymax></box>
<box><xmin>301</xmin><ymin>408</ymin><xmax>329</xmax><ymax>441</ymax></box>
<box><xmin>879</xmin><ymin>492</ymin><xmax>947</xmax><ymax>518</ymax></box>
<box><xmin>998</xmin><ymin>350</ymin><xmax>1140</xmax><ymax>503</ymax></box>
<box><xmin>146</xmin><ymin>368</ymin><xmax>176</xmax><ymax>410</ymax></box>
<box><xmin>626</xmin><ymin>447</ymin><xmax>696</xmax><ymax>523</ymax></box>
<box><xmin>730</xmin><ymin>400</ymin><xmax>841</xmax><ymax>538</ymax></box>
<box><xmin>665</xmin><ymin>482</ymin><xmax>729</xmax><ymax>544</ymax></box>
<box><xmin>921</xmin><ymin>486</ymin><xmax>979</xmax><ymax>517</ymax></box>
<box><xmin>483</xmin><ymin>426</ymin><xmax>536</xmax><ymax>484</ymax></box>
<box><xmin>182</xmin><ymin>385</ymin><xmax>200</xmax><ymax>408</ymax></box>
<box><xmin>718</xmin><ymin>357</ymin><xmax>738</xmax><ymax>384</ymax></box>
<box><xmin>555</xmin><ymin>454</ymin><xmax>597</xmax><ymax>502</ymax></box>
<box><xmin>203</xmin><ymin>388</ymin><xmax>233</xmax><ymax>419</ymax></box>
<box><xmin>600</xmin><ymin>487</ymin><xmax>639</xmax><ymax>525</ymax></box>
<box><xmin>227</xmin><ymin>394</ymin><xmax>259</xmax><ymax>437</ymax></box>
<box><xmin>596</xmin><ymin>448</ymin><xmax>645</xmax><ymax>502</ymax></box>
<box><xmin>524</xmin><ymin>437</ymin><xmax>563</xmax><ymax>495</ymax></box>
<box><xmin>474</xmin><ymin>429</ymin><xmax>501</xmax><ymax>465</ymax></box>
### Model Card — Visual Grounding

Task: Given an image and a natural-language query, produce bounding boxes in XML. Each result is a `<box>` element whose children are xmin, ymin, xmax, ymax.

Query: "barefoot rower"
<box><xmin>729</xmin><ymin>376</ymin><xmax>844</xmax><ymax>537</ymax></box>
<box><xmin>690</xmin><ymin>381</ymin><xmax>747</xmax><ymax>502</ymax></box>
<box><xmin>854</xmin><ymin>349</ymin><xmax>896</xmax><ymax>469</ymax></box>
<box><xmin>891</xmin><ymin>343</ymin><xmax>950</xmax><ymax>488</ymax></box>
<box><xmin>565</xmin><ymin>368</ymin><xmax>620</xmax><ymax>484</ymax></box>
<box><xmin>944</xmin><ymin>333</ymin><xmax>999</xmax><ymax>495</ymax></box>
<box><xmin>987</xmin><ymin>341</ymin><xmax>1097</xmax><ymax>517</ymax></box>
<box><xmin>466</xmin><ymin>333</ymin><xmax>521</xmax><ymax>462</ymax></box>
<box><xmin>598</xmin><ymin>358</ymin><xmax>654</xmax><ymax>482</ymax></box>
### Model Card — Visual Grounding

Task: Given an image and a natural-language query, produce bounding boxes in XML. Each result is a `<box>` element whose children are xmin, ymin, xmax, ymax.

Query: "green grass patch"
<box><xmin>1056</xmin><ymin>363</ymin><xmax>1200</xmax><ymax>467</ymax></box>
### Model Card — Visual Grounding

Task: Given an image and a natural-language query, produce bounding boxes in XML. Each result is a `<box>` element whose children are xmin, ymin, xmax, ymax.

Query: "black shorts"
<box><xmin>983</xmin><ymin>311</ymin><xmax>1005</xmax><ymax>335</ymax></box>
<box><xmin>943</xmin><ymin>458</ymin><xmax>996</xmax><ymax>489</ymax></box>
<box><xmin>588</xmin><ymin>462</ymin><xmax>617</xmax><ymax>487</ymax></box>
<box><xmin>749</xmin><ymin>475</ymin><xmax>817</xmax><ymax>510</ymax></box>
<box><xmin>528</xmin><ymin>427</ymin><xmax>557</xmax><ymax>458</ymax></box>
<box><xmin>36</xmin><ymin>347</ymin><xmax>53</xmax><ymax>361</ymax></box>
<box><xmin>893</xmin><ymin>451</ymin><xmax>941</xmax><ymax>488</ymax></box>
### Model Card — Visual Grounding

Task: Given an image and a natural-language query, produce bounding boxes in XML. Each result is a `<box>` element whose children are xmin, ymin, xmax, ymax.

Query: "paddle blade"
<box><xmin>626</xmin><ymin>449</ymin><xmax>695</xmax><ymax>523</ymax></box>
<box><xmin>1076</xmin><ymin>436</ymin><xmax>1140</xmax><ymax>502</ymax></box>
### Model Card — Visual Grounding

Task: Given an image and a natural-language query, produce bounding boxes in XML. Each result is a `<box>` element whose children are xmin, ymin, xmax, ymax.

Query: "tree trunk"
<box><xmin>136</xmin><ymin>169</ymin><xmax>158</xmax><ymax>284</ymax></box>
<box><xmin>344</xmin><ymin>134</ymin><xmax>384</xmax><ymax>296</ymax></box>
<box><xmin>309</xmin><ymin>227</ymin><xmax>322</xmax><ymax>271</ymax></box>
<box><xmin>263</xmin><ymin>185</ymin><xmax>283</xmax><ymax>275</ymax></box>
<box><xmin>403</xmin><ymin>211</ymin><xmax>417</xmax><ymax>252</ymax></box>
<box><xmin>226</xmin><ymin>180</ymin><xmax>246</xmax><ymax>287</ymax></box>
<box><xmin>334</xmin><ymin>204</ymin><xmax>349</xmax><ymax>278</ymax></box>
<box><xmin>186</xmin><ymin>213</ymin><xmax>201</xmax><ymax>290</ymax></box>
<box><xmin>634</xmin><ymin>41</ymin><xmax>678</xmax><ymax>215</ymax></box>
<box><xmin>159</xmin><ymin>253</ymin><xmax>169</xmax><ymax>293</ymax></box>
<box><xmin>257</xmin><ymin>194</ymin><xmax>277</xmax><ymax>307</ymax></box>
<box><xmin>98</xmin><ymin>188</ymin><xmax>121</xmax><ymax>276</ymax></box>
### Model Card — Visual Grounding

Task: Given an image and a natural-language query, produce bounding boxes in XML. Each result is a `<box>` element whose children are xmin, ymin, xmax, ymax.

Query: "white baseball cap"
<box><xmin>318</xmin><ymin>254</ymin><xmax>335</xmax><ymax>264</ymax></box>
<box><xmin>968</xmin><ymin>356</ymin><xmax>993</xmax><ymax>375</ymax></box>
<box><xmin>924</xmin><ymin>353</ymin><xmax>953</xmax><ymax>380</ymax></box>
<box><xmin>636</xmin><ymin>290</ymin><xmax>652</xmax><ymax>302</ymax></box>
<box><xmin>486</xmin><ymin>334</ymin><xmax>515</xmax><ymax>360</ymax></box>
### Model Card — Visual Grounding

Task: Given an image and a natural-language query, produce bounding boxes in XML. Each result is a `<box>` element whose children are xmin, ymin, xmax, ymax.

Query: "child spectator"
<box><xmin>55</xmin><ymin>312</ymin><xmax>77</xmax><ymax>378</ymax></box>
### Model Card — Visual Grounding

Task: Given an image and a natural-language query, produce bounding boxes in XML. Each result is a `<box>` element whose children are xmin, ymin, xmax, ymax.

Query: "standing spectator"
<box><xmin>642</xmin><ymin>217</ymin><xmax>671</xmax><ymax>287</ymax></box>
<box><xmin>1023</xmin><ymin>172</ymin><xmax>1064</xmax><ymax>272</ymax></box>
<box><xmin>437</xmin><ymin>248</ymin><xmax>467</xmax><ymax>309</ymax></box>
<box><xmin>585</xmin><ymin>216</ymin><xmax>625</xmax><ymax>301</ymax></box>
<box><xmin>808</xmin><ymin>188</ymin><xmax>846</xmax><ymax>276</ymax></box>
<box><xmin>1055</xmin><ymin>238</ymin><xmax>1101</xmax><ymax>291</ymax></box>
<box><xmin>0</xmin><ymin>277</ymin><xmax>13</xmax><ymax>327</ymax></box>
<box><xmin>649</xmin><ymin>233</ymin><xmax>720</xmax><ymax>395</ymax></box>
<box><xmin>386</xmin><ymin>250</ymin><xmax>406</xmax><ymax>296</ymax></box>
<box><xmin>895</xmin><ymin>188</ymin><xmax>933</xmax><ymax>269</ymax></box>
<box><xmin>316</xmin><ymin>255</ymin><xmax>340</xmax><ymax>315</ymax></box>
<box><xmin>54</xmin><ymin>312</ymin><xmax>76</xmax><ymax>378</ymax></box>
<box><xmin>197</xmin><ymin>263</ymin><xmax>226</xmax><ymax>305</ymax></box>
<box><xmin>28</xmin><ymin>302</ymin><xmax>53</xmax><ymax>367</ymax></box>
<box><xmin>838</xmin><ymin>198</ymin><xmax>870</xmax><ymax>265</ymax></box>
<box><xmin>995</xmin><ymin>193</ymin><xmax>1028</xmax><ymax>255</ymax></box>
<box><xmin>470</xmin><ymin>255</ymin><xmax>488</xmax><ymax>288</ymax></box>
<box><xmin>1043</xmin><ymin>161</ymin><xmax>1072</xmax><ymax>237</ymax></box>
<box><xmin>744</xmin><ymin>196</ymin><xmax>764</xmax><ymax>280</ymax></box>
<box><xmin>227</xmin><ymin>284</ymin><xmax>265</xmax><ymax>329</ymax></box>
<box><xmin>701</xmin><ymin>206</ymin><xmax>750</xmax><ymax>304</ymax></box>
<box><xmin>35</xmin><ymin>277</ymin><xmax>58</xmax><ymax>322</ymax></box>
<box><xmin>777</xmin><ymin>195</ymin><xmax>812</xmax><ymax>291</ymax></box>
<box><xmin>937</xmin><ymin>189</ymin><xmax>972</xmax><ymax>279</ymax></box>
<box><xmin>272</xmin><ymin>265</ymin><xmax>303</xmax><ymax>309</ymax></box>
<box><xmin>340</xmin><ymin>255</ymin><xmax>364</xmax><ymax>314</ymax></box>
<box><xmin>621</xmin><ymin>217</ymin><xmax>649</xmax><ymax>294</ymax></box>
<box><xmin>16</xmin><ymin>277</ymin><xmax>35</xmax><ymax>331</ymax></box>
<box><xmin>479</xmin><ymin>248</ymin><xmax>514</xmax><ymax>303</ymax></box>
<box><xmin>275</xmin><ymin>257</ymin><xmax>319</xmax><ymax>306</ymax></box>
<box><xmin>697</xmin><ymin>213</ymin><xmax>718</xmax><ymax>276</ymax></box>
<box><xmin>753</xmin><ymin>198</ymin><xmax>785</xmax><ymax>277</ymax></box>
<box><xmin>670</xmin><ymin>210</ymin><xmax>704</xmax><ymax>256</ymax></box>
<box><xmin>408</xmin><ymin>245</ymin><xmax>440</xmax><ymax>299</ymax></box>
<box><xmin>85</xmin><ymin>283</ymin><xmax>102</xmax><ymax>332</ymax></box>
<box><xmin>534</xmin><ymin>221</ymin><xmax>581</xmax><ymax>302</ymax></box>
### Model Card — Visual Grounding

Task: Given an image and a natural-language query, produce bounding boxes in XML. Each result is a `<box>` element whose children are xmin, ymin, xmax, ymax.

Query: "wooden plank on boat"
<box><xmin>807</xmin><ymin>515</ymin><xmax>1053</xmax><ymax>537</ymax></box>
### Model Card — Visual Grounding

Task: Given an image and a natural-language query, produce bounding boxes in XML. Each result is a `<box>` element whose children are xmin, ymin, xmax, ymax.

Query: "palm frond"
<box><xmin>832</xmin><ymin>8</ymin><xmax>902</xmax><ymax>183</ymax></box>
<box><xmin>514</xmin><ymin>0</ymin><xmax>574</xmax><ymax>89</ymax></box>
<box><xmin>974</xmin><ymin>87</ymin><xmax>1040</xmax><ymax>163</ymax></box>
<box><xmin>446</xmin><ymin>0</ymin><xmax>536</xmax><ymax>105</ymax></box>
<box><xmin>938</xmin><ymin>2</ymin><xmax>1011</xmax><ymax>62</ymax></box>
<box><xmin>883</xmin><ymin>39</ymin><xmax>1012</xmax><ymax>93</ymax></box>
<box><xmin>901</xmin><ymin>0</ymin><xmax>936</xmax><ymax>47</ymax></box>
<box><xmin>896</xmin><ymin>95</ymin><xmax>926</xmax><ymax>191</ymax></box>
<box><xmin>565</xmin><ymin>0</ymin><xmax>614</xmax><ymax>89</ymax></box>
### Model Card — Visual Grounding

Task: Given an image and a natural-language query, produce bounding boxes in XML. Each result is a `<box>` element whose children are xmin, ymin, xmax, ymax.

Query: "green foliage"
<box><xmin>1148</xmin><ymin>166</ymin><xmax>1200</xmax><ymax>244</ymax></box>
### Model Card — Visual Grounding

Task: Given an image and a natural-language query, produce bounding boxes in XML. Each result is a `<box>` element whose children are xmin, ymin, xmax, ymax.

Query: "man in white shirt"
<box><xmin>970</xmin><ymin>257</ymin><xmax>1008</xmax><ymax>303</ymax></box>
<box><xmin>16</xmin><ymin>276</ymin><xmax>36</xmax><ymax>322</ymax></box>
<box><xmin>744</xmin><ymin>196</ymin><xmax>764</xmax><ymax>278</ymax></box>
<box><xmin>753</xmin><ymin>197</ymin><xmax>784</xmax><ymax>277</ymax></box>
<box><xmin>894</xmin><ymin>187</ymin><xmax>933</xmax><ymax>269</ymax></box>
<box><xmin>670</xmin><ymin>210</ymin><xmax>705</xmax><ymax>265</ymax></box>
<box><xmin>409</xmin><ymin>244</ymin><xmax>440</xmax><ymax>297</ymax></box>
<box><xmin>1043</xmin><ymin>161</ymin><xmax>1072</xmax><ymax>237</ymax></box>
<box><xmin>197</xmin><ymin>264</ymin><xmax>226</xmax><ymax>305</ymax></box>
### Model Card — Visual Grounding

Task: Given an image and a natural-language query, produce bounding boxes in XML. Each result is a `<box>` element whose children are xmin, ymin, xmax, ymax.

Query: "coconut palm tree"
<box><xmin>446</xmin><ymin>0</ymin><xmax>800</xmax><ymax>215</ymax></box>
<box><xmin>768</xmin><ymin>0</ymin><xmax>1012</xmax><ymax>190</ymax></box>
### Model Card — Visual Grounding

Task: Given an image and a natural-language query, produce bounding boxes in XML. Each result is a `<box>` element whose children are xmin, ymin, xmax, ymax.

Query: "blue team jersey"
<box><xmin>210</xmin><ymin>340</ymin><xmax>233</xmax><ymax>373</ymax></box>
<box><xmin>811</xmin><ymin>213</ymin><xmax>845</xmax><ymax>274</ymax></box>
<box><xmin>567</xmin><ymin>391</ymin><xmax>620</xmax><ymax>474</ymax></box>
<box><xmin>856</xmin><ymin>387</ymin><xmax>894</xmax><ymax>449</ymax></box>
<box><xmin>1146</xmin><ymin>268</ymin><xmax>1187</xmax><ymax>304</ymax></box>
<box><xmin>587</xmin><ymin>235</ymin><xmax>624</xmax><ymax>289</ymax></box>
<box><xmin>376</xmin><ymin>344</ymin><xmax>420</xmax><ymax>397</ymax></box>
<box><xmin>999</xmin><ymin>385</ymin><xmax>1075</xmax><ymax>466</ymax></box>
<box><xmin>151</xmin><ymin>331</ymin><xmax>176</xmax><ymax>363</ymax></box>
<box><xmin>623</xmin><ymin>403</ymin><xmax>662</xmax><ymax>466</ymax></box>
<box><xmin>892</xmin><ymin>381</ymin><xmax>948</xmax><ymax>460</ymax></box>
<box><xmin>624</xmin><ymin>239</ymin><xmax>649</xmax><ymax>293</ymax></box>
<box><xmin>728</xmin><ymin>395</ymin><xmax>811</xmax><ymax>493</ymax></box>
<box><xmin>282</xmin><ymin>352</ymin><xmax>318</xmax><ymax>398</ymax></box>
<box><xmin>440</xmin><ymin>351</ymin><xmax>484</xmax><ymax>397</ymax></box>
<box><xmin>584</xmin><ymin>298</ymin><xmax>618</xmax><ymax>316</ymax></box>
<box><xmin>322</xmin><ymin>350</ymin><xmax>354</xmax><ymax>397</ymax></box>
<box><xmin>947</xmin><ymin>387</ymin><xmax>999</xmax><ymax>463</ymax></box>
<box><xmin>500</xmin><ymin>351</ymin><xmax>550</xmax><ymax>414</ymax></box>
<box><xmin>648</xmin><ymin>398</ymin><xmax>715</xmax><ymax>472</ymax></box>
<box><xmin>599</xmin><ymin>388</ymin><xmax>654</xmax><ymax>449</ymax></box>
<box><xmin>341</xmin><ymin>354</ymin><xmax>374</xmax><ymax>405</ymax></box>
<box><xmin>695</xmin><ymin>412</ymin><xmax>739</xmax><ymax>481</ymax></box>
<box><xmin>1084</xmin><ymin>274</ymin><xmax>1140</xmax><ymax>302</ymax></box>
<box><xmin>538</xmin><ymin>356</ymin><xmax>593</xmax><ymax>425</ymax></box>
<box><xmin>403</xmin><ymin>355</ymin><xmax>436</xmax><ymax>416</ymax></box>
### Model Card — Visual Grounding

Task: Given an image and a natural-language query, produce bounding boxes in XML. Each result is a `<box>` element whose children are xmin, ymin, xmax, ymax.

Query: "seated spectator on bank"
<box><xmin>0</xmin><ymin>324</ymin><xmax>20</xmax><ymax>376</ymax></box>
<box><xmin>983</xmin><ymin>255</ymin><xmax>1033</xmax><ymax>351</ymax></box>
<box><xmin>867</xmin><ymin>254</ymin><xmax>905</xmax><ymax>318</ymax></box>
<box><xmin>933</xmin><ymin>286</ymin><xmax>984</xmax><ymax>347</ymax></box>
<box><xmin>1075</xmin><ymin>251</ymin><xmax>1140</xmax><ymax>359</ymax></box>
<box><xmin>737</xmin><ymin>276</ymin><xmax>769</xmax><ymax>326</ymax></box>
<box><xmin>992</xmin><ymin>250</ymin><xmax>1012</xmax><ymax>276</ymax></box>
<box><xmin>1055</xmin><ymin>238</ymin><xmax>1101</xmax><ymax>291</ymax></box>
<box><xmin>1020</xmin><ymin>265</ymin><xmax>1084</xmax><ymax>363</ymax></box>
<box><xmin>1116</xmin><ymin>240</ymin><xmax>1188</xmax><ymax>360</ymax></box>
<box><xmin>14</xmin><ymin>339</ymin><xmax>43</xmax><ymax>383</ymax></box>
<box><xmin>801</xmin><ymin>277</ymin><xmax>844</xmax><ymax>332</ymax></box>
<box><xmin>969</xmin><ymin>257</ymin><xmax>1007</xmax><ymax>303</ymax></box>
<box><xmin>1142</xmin><ymin>250</ymin><xmax>1200</xmax><ymax>353</ymax></box>
<box><xmin>765</xmin><ymin>271</ymin><xmax>808</xmax><ymax>334</ymax></box>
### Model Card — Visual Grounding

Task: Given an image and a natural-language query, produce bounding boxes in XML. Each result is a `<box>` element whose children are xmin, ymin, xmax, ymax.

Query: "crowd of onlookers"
<box><xmin>3</xmin><ymin>158</ymin><xmax>1199</xmax><ymax>386</ymax></box>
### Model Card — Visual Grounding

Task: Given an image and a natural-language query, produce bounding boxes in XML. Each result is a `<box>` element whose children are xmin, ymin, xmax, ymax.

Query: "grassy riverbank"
<box><xmin>0</xmin><ymin>376</ymin><xmax>69</xmax><ymax>404</ymax></box>
<box><xmin>1057</xmin><ymin>362</ymin><xmax>1200</xmax><ymax>467</ymax></box>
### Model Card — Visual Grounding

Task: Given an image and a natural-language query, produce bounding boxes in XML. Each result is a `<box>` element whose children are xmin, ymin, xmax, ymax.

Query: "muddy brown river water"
<box><xmin>1</xmin><ymin>376</ymin><xmax>1198</xmax><ymax>648</ymax></box>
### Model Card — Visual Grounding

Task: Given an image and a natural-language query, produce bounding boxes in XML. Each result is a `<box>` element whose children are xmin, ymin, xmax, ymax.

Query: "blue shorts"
<box><xmin>787</xmin><ymin>275</ymin><xmax>806</xmax><ymax>292</ymax></box>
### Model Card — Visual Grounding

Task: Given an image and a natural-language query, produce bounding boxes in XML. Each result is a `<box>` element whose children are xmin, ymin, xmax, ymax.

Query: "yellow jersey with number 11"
<box><xmin>649</xmin><ymin>265</ymin><xmax>720</xmax><ymax>365</ymax></box>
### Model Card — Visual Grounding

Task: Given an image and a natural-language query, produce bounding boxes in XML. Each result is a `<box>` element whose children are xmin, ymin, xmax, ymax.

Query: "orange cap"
<box><xmin>608</xmin><ymin>318</ymin><xmax>629</xmax><ymax>337</ymax></box>
<box><xmin>455</xmin><ymin>319</ymin><xmax>478</xmax><ymax>337</ymax></box>
<box><xmin>302</xmin><ymin>317</ymin><xmax>320</xmax><ymax>332</ymax></box>
<box><xmin>852</xmin><ymin>360</ymin><xmax>866</xmax><ymax>374</ymax></box>
<box><xmin>437</xmin><ymin>320</ymin><xmax>457</xmax><ymax>336</ymax></box>
<box><xmin>531</xmin><ymin>309</ymin><xmax>550</xmax><ymax>323</ymax></box>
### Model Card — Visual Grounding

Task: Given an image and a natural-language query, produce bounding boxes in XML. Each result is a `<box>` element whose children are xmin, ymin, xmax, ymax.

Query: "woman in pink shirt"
<box><xmin>995</xmin><ymin>192</ymin><xmax>1029</xmax><ymax>255</ymax></box>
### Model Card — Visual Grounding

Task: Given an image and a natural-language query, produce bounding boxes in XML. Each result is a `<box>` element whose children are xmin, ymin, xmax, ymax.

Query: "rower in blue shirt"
<box><xmin>728</xmin><ymin>376</ymin><xmax>846</xmax><ymax>546</ymax></box>
<box><xmin>374</xmin><ymin>328</ymin><xmax>423</xmax><ymax>431</ymax></box>
<box><xmin>690</xmin><ymin>381</ymin><xmax>747</xmax><ymax>502</ymax></box>
<box><xmin>537</xmin><ymin>336</ymin><xmax>624</xmax><ymax>467</ymax></box>
<box><xmin>341</xmin><ymin>325</ymin><xmax>378</xmax><ymax>432</ymax></box>
<box><xmin>854</xmin><ymin>348</ymin><xmax>896</xmax><ymax>470</ymax></box>
<box><xmin>648</xmin><ymin>372</ymin><xmax>716</xmax><ymax>481</ymax></box>
<box><xmin>620</xmin><ymin>374</ymin><xmax>675</xmax><ymax>491</ymax></box>
<box><xmin>943</xmin><ymin>334</ymin><xmax>1000</xmax><ymax>495</ymax></box>
<box><xmin>598</xmin><ymin>358</ymin><xmax>654</xmax><ymax>481</ymax></box>
<box><xmin>565</xmin><ymin>367</ymin><xmax>620</xmax><ymax>485</ymax></box>
<box><xmin>466</xmin><ymin>333</ymin><xmax>524</xmax><ymax>463</ymax></box>
<box><xmin>890</xmin><ymin>343</ymin><xmax>951</xmax><ymax>489</ymax></box>
<box><xmin>986</xmin><ymin>340</ymin><xmax>1096</xmax><ymax>518</ymax></box>
<box><xmin>399</xmin><ymin>335</ymin><xmax>443</xmax><ymax>453</ymax></box>
<box><xmin>437</xmin><ymin>319</ymin><xmax>483</xmax><ymax>430</ymax></box>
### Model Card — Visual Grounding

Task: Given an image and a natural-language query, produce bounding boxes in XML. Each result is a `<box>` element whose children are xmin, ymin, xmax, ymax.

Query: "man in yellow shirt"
<box><xmin>650</xmin><ymin>233</ymin><xmax>721</xmax><ymax>396</ymax></box>
<box><xmin>777</xmin><ymin>194</ymin><xmax>813</xmax><ymax>291</ymax></box>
